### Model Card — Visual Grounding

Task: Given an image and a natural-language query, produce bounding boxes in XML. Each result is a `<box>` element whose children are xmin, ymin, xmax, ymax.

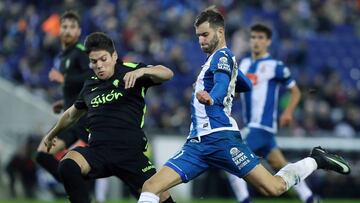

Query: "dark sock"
<box><xmin>58</xmin><ymin>159</ymin><xmax>90</xmax><ymax>203</ymax></box>
<box><xmin>162</xmin><ymin>196</ymin><xmax>176</xmax><ymax>203</ymax></box>
<box><xmin>36</xmin><ymin>152</ymin><xmax>62</xmax><ymax>182</ymax></box>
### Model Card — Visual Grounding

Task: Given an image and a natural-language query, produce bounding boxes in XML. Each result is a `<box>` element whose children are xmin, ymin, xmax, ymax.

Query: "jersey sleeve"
<box><xmin>74</xmin><ymin>83</ymin><xmax>88</xmax><ymax>110</ymax></box>
<box><xmin>209</xmin><ymin>71</ymin><xmax>230</xmax><ymax>105</ymax></box>
<box><xmin>275</xmin><ymin>62</ymin><xmax>296</xmax><ymax>88</ymax></box>
<box><xmin>130</xmin><ymin>62</ymin><xmax>160</xmax><ymax>87</ymax></box>
<box><xmin>235</xmin><ymin>69</ymin><xmax>252</xmax><ymax>93</ymax></box>
<box><xmin>209</xmin><ymin>51</ymin><xmax>233</xmax><ymax>77</ymax></box>
<box><xmin>208</xmin><ymin>51</ymin><xmax>235</xmax><ymax>104</ymax></box>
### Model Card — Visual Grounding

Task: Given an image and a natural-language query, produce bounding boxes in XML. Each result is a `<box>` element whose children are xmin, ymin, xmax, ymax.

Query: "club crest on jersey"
<box><xmin>230</xmin><ymin>147</ymin><xmax>250</xmax><ymax>169</ymax></box>
<box><xmin>217</xmin><ymin>57</ymin><xmax>231</xmax><ymax>72</ymax></box>
<box><xmin>283</xmin><ymin>67</ymin><xmax>290</xmax><ymax>78</ymax></box>
<box><xmin>113</xmin><ymin>79</ymin><xmax>120</xmax><ymax>87</ymax></box>
<box><xmin>230</xmin><ymin>147</ymin><xmax>240</xmax><ymax>157</ymax></box>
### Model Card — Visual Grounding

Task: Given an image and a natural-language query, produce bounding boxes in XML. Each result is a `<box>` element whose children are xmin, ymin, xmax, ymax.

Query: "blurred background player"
<box><xmin>6</xmin><ymin>135</ymin><xmax>41</xmax><ymax>198</ymax></box>
<box><xmin>34</xmin><ymin>9</ymin><xmax>97</xmax><ymax>197</ymax></box>
<box><xmin>227</xmin><ymin>24</ymin><xmax>319</xmax><ymax>203</ymax></box>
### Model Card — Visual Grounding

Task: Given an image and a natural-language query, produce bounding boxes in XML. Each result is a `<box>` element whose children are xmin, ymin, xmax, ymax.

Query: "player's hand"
<box><xmin>123</xmin><ymin>68</ymin><xmax>145</xmax><ymax>89</ymax></box>
<box><xmin>279</xmin><ymin>111</ymin><xmax>293</xmax><ymax>128</ymax></box>
<box><xmin>49</xmin><ymin>69</ymin><xmax>64</xmax><ymax>84</ymax></box>
<box><xmin>52</xmin><ymin>100</ymin><xmax>64</xmax><ymax>114</ymax></box>
<box><xmin>43</xmin><ymin>135</ymin><xmax>57</xmax><ymax>153</ymax></box>
<box><xmin>196</xmin><ymin>90</ymin><xmax>213</xmax><ymax>105</ymax></box>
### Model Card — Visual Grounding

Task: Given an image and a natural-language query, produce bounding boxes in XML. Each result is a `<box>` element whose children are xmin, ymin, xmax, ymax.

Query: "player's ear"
<box><xmin>217</xmin><ymin>27</ymin><xmax>224</xmax><ymax>36</ymax></box>
<box><xmin>112</xmin><ymin>52</ymin><xmax>118</xmax><ymax>61</ymax></box>
<box><xmin>267</xmin><ymin>39</ymin><xmax>272</xmax><ymax>47</ymax></box>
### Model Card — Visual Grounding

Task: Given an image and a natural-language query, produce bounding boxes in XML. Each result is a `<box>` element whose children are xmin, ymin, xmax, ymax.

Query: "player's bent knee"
<box><xmin>266</xmin><ymin>186</ymin><xmax>285</xmax><ymax>197</ymax></box>
<box><xmin>142</xmin><ymin>179</ymin><xmax>154</xmax><ymax>192</ymax></box>
<box><xmin>58</xmin><ymin>158</ymin><xmax>82</xmax><ymax>182</ymax></box>
<box><xmin>36</xmin><ymin>151</ymin><xmax>50</xmax><ymax>165</ymax></box>
<box><xmin>37</xmin><ymin>142</ymin><xmax>48</xmax><ymax>153</ymax></box>
<box><xmin>257</xmin><ymin>181</ymin><xmax>286</xmax><ymax>197</ymax></box>
<box><xmin>142</xmin><ymin>178</ymin><xmax>162</xmax><ymax>194</ymax></box>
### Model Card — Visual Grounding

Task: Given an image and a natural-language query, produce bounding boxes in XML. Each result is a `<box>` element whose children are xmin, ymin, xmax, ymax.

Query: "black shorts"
<box><xmin>57</xmin><ymin>115</ymin><xmax>89</xmax><ymax>147</ymax></box>
<box><xmin>73</xmin><ymin>143</ymin><xmax>156</xmax><ymax>198</ymax></box>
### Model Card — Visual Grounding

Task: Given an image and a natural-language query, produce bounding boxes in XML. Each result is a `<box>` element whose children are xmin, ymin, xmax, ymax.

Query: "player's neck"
<box><xmin>208</xmin><ymin>43</ymin><xmax>227</xmax><ymax>56</ymax></box>
<box><xmin>62</xmin><ymin>41</ymin><xmax>77</xmax><ymax>50</ymax></box>
<box><xmin>252</xmin><ymin>51</ymin><xmax>268</xmax><ymax>60</ymax></box>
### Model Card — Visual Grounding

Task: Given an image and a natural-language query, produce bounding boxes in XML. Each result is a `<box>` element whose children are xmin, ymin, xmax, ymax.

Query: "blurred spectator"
<box><xmin>5</xmin><ymin>135</ymin><xmax>41</xmax><ymax>198</ymax></box>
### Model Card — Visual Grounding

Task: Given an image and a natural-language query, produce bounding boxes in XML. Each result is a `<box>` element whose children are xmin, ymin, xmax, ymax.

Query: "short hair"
<box><xmin>84</xmin><ymin>32</ymin><xmax>115</xmax><ymax>54</ymax></box>
<box><xmin>250</xmin><ymin>24</ymin><xmax>272</xmax><ymax>39</ymax></box>
<box><xmin>194</xmin><ymin>8</ymin><xmax>225</xmax><ymax>29</ymax></box>
<box><xmin>61</xmin><ymin>10</ymin><xmax>81</xmax><ymax>26</ymax></box>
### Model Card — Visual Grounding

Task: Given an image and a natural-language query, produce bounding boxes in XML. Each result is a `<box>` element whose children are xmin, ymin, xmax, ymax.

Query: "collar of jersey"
<box><xmin>251</xmin><ymin>53</ymin><xmax>272</xmax><ymax>62</ymax></box>
<box><xmin>60</xmin><ymin>41</ymin><xmax>80</xmax><ymax>56</ymax></box>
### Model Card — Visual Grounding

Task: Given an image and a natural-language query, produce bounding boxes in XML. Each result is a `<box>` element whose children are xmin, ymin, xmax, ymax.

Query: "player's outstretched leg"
<box><xmin>246</xmin><ymin>146</ymin><xmax>351</xmax><ymax>197</ymax></box>
<box><xmin>310</xmin><ymin>146</ymin><xmax>351</xmax><ymax>175</ymax></box>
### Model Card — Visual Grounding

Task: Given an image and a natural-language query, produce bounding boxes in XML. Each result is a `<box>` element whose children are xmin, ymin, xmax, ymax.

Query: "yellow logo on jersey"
<box><xmin>113</xmin><ymin>79</ymin><xmax>120</xmax><ymax>88</ymax></box>
<box><xmin>90</xmin><ymin>90</ymin><xmax>123</xmax><ymax>107</ymax></box>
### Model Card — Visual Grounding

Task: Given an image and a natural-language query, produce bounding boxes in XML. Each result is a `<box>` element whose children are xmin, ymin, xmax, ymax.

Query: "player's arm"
<box><xmin>141</xmin><ymin>65</ymin><xmax>174</xmax><ymax>83</ymax></box>
<box><xmin>43</xmin><ymin>105</ymin><xmax>86</xmax><ymax>151</ymax></box>
<box><xmin>276</xmin><ymin>62</ymin><xmax>301</xmax><ymax>127</ymax></box>
<box><xmin>197</xmin><ymin>52</ymin><xmax>232</xmax><ymax>105</ymax></box>
<box><xmin>197</xmin><ymin>71</ymin><xmax>229</xmax><ymax>105</ymax></box>
<box><xmin>279</xmin><ymin>84</ymin><xmax>301</xmax><ymax>127</ymax></box>
<box><xmin>123</xmin><ymin>65</ymin><xmax>174</xmax><ymax>89</ymax></box>
<box><xmin>235</xmin><ymin>70</ymin><xmax>252</xmax><ymax>93</ymax></box>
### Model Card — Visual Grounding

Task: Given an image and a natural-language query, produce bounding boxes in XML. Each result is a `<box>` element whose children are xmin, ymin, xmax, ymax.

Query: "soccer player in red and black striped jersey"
<box><xmin>43</xmin><ymin>32</ymin><xmax>175</xmax><ymax>203</ymax></box>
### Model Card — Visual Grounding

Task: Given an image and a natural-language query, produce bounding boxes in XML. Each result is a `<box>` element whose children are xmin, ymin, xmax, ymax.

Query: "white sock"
<box><xmin>227</xmin><ymin>172</ymin><xmax>249</xmax><ymax>202</ymax></box>
<box><xmin>95</xmin><ymin>178</ymin><xmax>109</xmax><ymax>203</ymax></box>
<box><xmin>275</xmin><ymin>157</ymin><xmax>317</xmax><ymax>190</ymax></box>
<box><xmin>293</xmin><ymin>180</ymin><xmax>313</xmax><ymax>202</ymax></box>
<box><xmin>138</xmin><ymin>192</ymin><xmax>160</xmax><ymax>203</ymax></box>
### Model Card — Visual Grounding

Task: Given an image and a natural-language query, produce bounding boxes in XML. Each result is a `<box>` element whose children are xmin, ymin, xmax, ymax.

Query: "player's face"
<box><xmin>89</xmin><ymin>50</ymin><xmax>118</xmax><ymax>80</ymax></box>
<box><xmin>60</xmin><ymin>19</ymin><xmax>81</xmax><ymax>46</ymax></box>
<box><xmin>196</xmin><ymin>22</ymin><xmax>220</xmax><ymax>54</ymax></box>
<box><xmin>250</xmin><ymin>31</ymin><xmax>271</xmax><ymax>56</ymax></box>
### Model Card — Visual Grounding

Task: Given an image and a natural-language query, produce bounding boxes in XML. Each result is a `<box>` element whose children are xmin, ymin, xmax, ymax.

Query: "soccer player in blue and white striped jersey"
<box><xmin>227</xmin><ymin>24</ymin><xmax>317</xmax><ymax>203</ymax></box>
<box><xmin>138</xmin><ymin>9</ymin><xmax>350</xmax><ymax>203</ymax></box>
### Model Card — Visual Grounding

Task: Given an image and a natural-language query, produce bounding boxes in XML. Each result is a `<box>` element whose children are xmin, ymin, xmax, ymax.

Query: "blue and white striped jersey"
<box><xmin>188</xmin><ymin>47</ymin><xmax>240</xmax><ymax>139</ymax></box>
<box><xmin>239</xmin><ymin>54</ymin><xmax>295</xmax><ymax>133</ymax></box>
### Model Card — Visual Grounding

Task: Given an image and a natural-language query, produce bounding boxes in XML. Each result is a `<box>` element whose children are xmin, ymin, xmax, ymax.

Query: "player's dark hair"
<box><xmin>84</xmin><ymin>32</ymin><xmax>115</xmax><ymax>54</ymax></box>
<box><xmin>250</xmin><ymin>24</ymin><xmax>272</xmax><ymax>39</ymax></box>
<box><xmin>61</xmin><ymin>10</ymin><xmax>81</xmax><ymax>26</ymax></box>
<box><xmin>194</xmin><ymin>7</ymin><xmax>225</xmax><ymax>29</ymax></box>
